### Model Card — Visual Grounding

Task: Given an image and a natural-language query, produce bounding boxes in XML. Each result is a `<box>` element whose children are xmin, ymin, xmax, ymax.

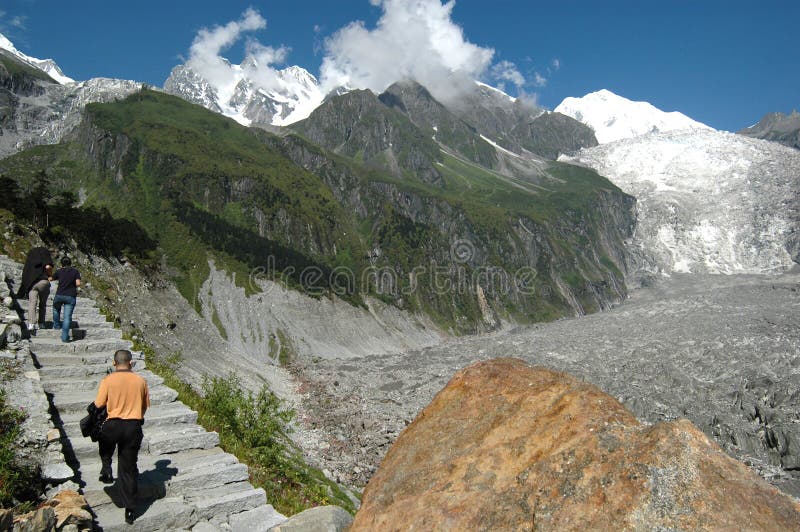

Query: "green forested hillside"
<box><xmin>0</xmin><ymin>88</ymin><xmax>634</xmax><ymax>332</ymax></box>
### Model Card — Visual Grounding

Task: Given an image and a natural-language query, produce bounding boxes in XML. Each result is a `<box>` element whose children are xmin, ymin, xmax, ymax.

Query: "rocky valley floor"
<box><xmin>293</xmin><ymin>270</ymin><xmax>800</xmax><ymax>497</ymax></box>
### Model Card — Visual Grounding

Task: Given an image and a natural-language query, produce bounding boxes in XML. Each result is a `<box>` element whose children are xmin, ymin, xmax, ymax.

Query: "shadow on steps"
<box><xmin>96</xmin><ymin>459</ymin><xmax>179</xmax><ymax>526</ymax></box>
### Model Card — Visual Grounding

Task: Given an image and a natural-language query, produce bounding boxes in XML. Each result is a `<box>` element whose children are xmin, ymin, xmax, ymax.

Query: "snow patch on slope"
<box><xmin>555</xmin><ymin>89</ymin><xmax>712</xmax><ymax>144</ymax></box>
<box><xmin>560</xmin><ymin>130</ymin><xmax>800</xmax><ymax>275</ymax></box>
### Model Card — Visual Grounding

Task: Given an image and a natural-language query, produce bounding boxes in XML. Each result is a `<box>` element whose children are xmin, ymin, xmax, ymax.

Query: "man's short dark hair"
<box><xmin>61</xmin><ymin>256</ymin><xmax>72</xmax><ymax>267</ymax></box>
<box><xmin>114</xmin><ymin>349</ymin><xmax>132</xmax><ymax>365</ymax></box>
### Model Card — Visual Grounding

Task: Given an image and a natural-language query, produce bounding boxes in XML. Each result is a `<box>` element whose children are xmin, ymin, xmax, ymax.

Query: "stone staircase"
<box><xmin>0</xmin><ymin>256</ymin><xmax>287</xmax><ymax>531</ymax></box>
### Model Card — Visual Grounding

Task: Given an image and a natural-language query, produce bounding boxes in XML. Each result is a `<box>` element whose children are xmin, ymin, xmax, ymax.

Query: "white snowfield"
<box><xmin>561</xmin><ymin>129</ymin><xmax>800</xmax><ymax>275</ymax></box>
<box><xmin>0</xmin><ymin>32</ymin><xmax>74</xmax><ymax>84</ymax></box>
<box><xmin>555</xmin><ymin>89</ymin><xmax>713</xmax><ymax>144</ymax></box>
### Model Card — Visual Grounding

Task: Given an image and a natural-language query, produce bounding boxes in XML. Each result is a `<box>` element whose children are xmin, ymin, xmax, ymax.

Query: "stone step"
<box><xmin>91</xmin><ymin>497</ymin><xmax>199</xmax><ymax>532</ymax></box>
<box><xmin>62</xmin><ymin>410</ymin><xmax>197</xmax><ymax>442</ymax></box>
<box><xmin>29</xmin><ymin>296</ymin><xmax>97</xmax><ymax>307</ymax></box>
<box><xmin>27</xmin><ymin>318</ymin><xmax>115</xmax><ymax>330</ymax></box>
<box><xmin>52</xmin><ymin>384</ymin><xmax>178</xmax><ymax>414</ymax></box>
<box><xmin>31</xmin><ymin>337</ymin><xmax>132</xmax><ymax>355</ymax></box>
<box><xmin>42</xmin><ymin>372</ymin><xmax>164</xmax><ymax>394</ymax></box>
<box><xmin>192</xmin><ymin>486</ymin><xmax>267</xmax><ymax>522</ymax></box>
<box><xmin>80</xmin><ymin>448</ymin><xmax>237</xmax><ymax>491</ymax></box>
<box><xmin>33</xmin><ymin>327</ymin><xmax>120</xmax><ymax>340</ymax></box>
<box><xmin>24</xmin><ymin>305</ymin><xmax>104</xmax><ymax>317</ymax></box>
<box><xmin>34</xmin><ymin>351</ymin><xmax>145</xmax><ymax>368</ymax></box>
<box><xmin>61</xmin><ymin>402</ymin><xmax>198</xmax><ymax>430</ymax></box>
<box><xmin>145</xmin><ymin>425</ymin><xmax>220</xmax><ymax>455</ymax></box>
<box><xmin>38</xmin><ymin>309</ymin><xmax>105</xmax><ymax>320</ymax></box>
<box><xmin>228</xmin><ymin>505</ymin><xmax>288</xmax><ymax>532</ymax></box>
<box><xmin>68</xmin><ymin>424</ymin><xmax>218</xmax><ymax>462</ymax></box>
<box><xmin>38</xmin><ymin>363</ymin><xmax>113</xmax><ymax>379</ymax></box>
<box><xmin>23</xmin><ymin>314</ymin><xmax>107</xmax><ymax>326</ymax></box>
<box><xmin>82</xmin><ymin>455</ymin><xmax>247</xmax><ymax>509</ymax></box>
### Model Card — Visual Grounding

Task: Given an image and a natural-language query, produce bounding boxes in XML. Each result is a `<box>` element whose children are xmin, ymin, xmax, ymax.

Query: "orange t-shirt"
<box><xmin>94</xmin><ymin>370</ymin><xmax>150</xmax><ymax>420</ymax></box>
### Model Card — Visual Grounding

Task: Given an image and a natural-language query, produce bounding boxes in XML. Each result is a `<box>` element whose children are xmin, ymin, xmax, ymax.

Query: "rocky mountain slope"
<box><xmin>556</xmin><ymin>89</ymin><xmax>713</xmax><ymax>143</ymax></box>
<box><xmin>0</xmin><ymin>40</ymin><xmax>140</xmax><ymax>159</ymax></box>
<box><xmin>0</xmin><ymin>87</ymin><xmax>635</xmax><ymax>341</ymax></box>
<box><xmin>453</xmin><ymin>82</ymin><xmax>598</xmax><ymax>158</ymax></box>
<box><xmin>561</xmin><ymin>129</ymin><xmax>800</xmax><ymax>277</ymax></box>
<box><xmin>739</xmin><ymin>110</ymin><xmax>800</xmax><ymax>150</ymax></box>
<box><xmin>376</xmin><ymin>80</ymin><xmax>596</xmax><ymax>164</ymax></box>
<box><xmin>351</xmin><ymin>359</ymin><xmax>800</xmax><ymax>530</ymax></box>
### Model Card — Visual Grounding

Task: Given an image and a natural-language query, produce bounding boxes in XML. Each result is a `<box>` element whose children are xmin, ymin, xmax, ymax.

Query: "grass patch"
<box><xmin>210</xmin><ymin>305</ymin><xmax>228</xmax><ymax>340</ymax></box>
<box><xmin>275</xmin><ymin>330</ymin><xmax>295</xmax><ymax>366</ymax></box>
<box><xmin>134</xmin><ymin>339</ymin><xmax>357</xmax><ymax>515</ymax></box>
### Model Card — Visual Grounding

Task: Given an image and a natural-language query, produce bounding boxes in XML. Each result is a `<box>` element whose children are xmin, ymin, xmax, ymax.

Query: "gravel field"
<box><xmin>293</xmin><ymin>270</ymin><xmax>800</xmax><ymax>496</ymax></box>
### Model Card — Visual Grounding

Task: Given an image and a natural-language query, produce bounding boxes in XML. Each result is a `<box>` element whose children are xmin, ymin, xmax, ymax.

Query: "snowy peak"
<box><xmin>0</xmin><ymin>32</ymin><xmax>74</xmax><ymax>84</ymax></box>
<box><xmin>555</xmin><ymin>89</ymin><xmax>712</xmax><ymax>144</ymax></box>
<box><xmin>163</xmin><ymin>59</ymin><xmax>323</xmax><ymax>127</ymax></box>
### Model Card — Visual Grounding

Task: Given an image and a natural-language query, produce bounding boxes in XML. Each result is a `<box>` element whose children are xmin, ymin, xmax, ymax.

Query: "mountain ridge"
<box><xmin>0</xmin><ymin>31</ymin><xmax>73</xmax><ymax>84</ymax></box>
<box><xmin>738</xmin><ymin>110</ymin><xmax>800</xmax><ymax>151</ymax></box>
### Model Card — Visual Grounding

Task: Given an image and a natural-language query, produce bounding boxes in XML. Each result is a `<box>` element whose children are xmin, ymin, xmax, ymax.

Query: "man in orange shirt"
<box><xmin>94</xmin><ymin>349</ymin><xmax>150</xmax><ymax>525</ymax></box>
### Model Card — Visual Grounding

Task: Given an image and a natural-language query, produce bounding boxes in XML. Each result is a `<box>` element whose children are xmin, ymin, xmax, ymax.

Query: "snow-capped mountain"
<box><xmin>0</xmin><ymin>75</ymin><xmax>141</xmax><ymax>158</ymax></box>
<box><xmin>0</xmin><ymin>32</ymin><xmax>73</xmax><ymax>84</ymax></box>
<box><xmin>560</xmin><ymin>130</ymin><xmax>800</xmax><ymax>276</ymax></box>
<box><xmin>164</xmin><ymin>60</ymin><xmax>323</xmax><ymax>127</ymax></box>
<box><xmin>555</xmin><ymin>89</ymin><xmax>713</xmax><ymax>144</ymax></box>
<box><xmin>0</xmin><ymin>33</ymin><xmax>141</xmax><ymax>157</ymax></box>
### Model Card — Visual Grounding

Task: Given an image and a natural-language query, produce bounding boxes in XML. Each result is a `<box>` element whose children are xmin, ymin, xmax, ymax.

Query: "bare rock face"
<box><xmin>351</xmin><ymin>358</ymin><xmax>800</xmax><ymax>531</ymax></box>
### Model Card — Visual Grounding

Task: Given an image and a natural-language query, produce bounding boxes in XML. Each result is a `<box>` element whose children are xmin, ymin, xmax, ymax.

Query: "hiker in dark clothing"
<box><xmin>50</xmin><ymin>256</ymin><xmax>81</xmax><ymax>343</ymax></box>
<box><xmin>18</xmin><ymin>247</ymin><xmax>53</xmax><ymax>331</ymax></box>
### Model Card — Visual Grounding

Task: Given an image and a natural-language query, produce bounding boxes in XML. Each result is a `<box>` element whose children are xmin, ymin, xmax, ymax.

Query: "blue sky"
<box><xmin>1</xmin><ymin>0</ymin><xmax>797</xmax><ymax>131</ymax></box>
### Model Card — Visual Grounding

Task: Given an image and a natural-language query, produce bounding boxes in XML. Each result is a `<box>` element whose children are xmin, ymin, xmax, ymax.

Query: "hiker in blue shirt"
<box><xmin>50</xmin><ymin>257</ymin><xmax>81</xmax><ymax>343</ymax></box>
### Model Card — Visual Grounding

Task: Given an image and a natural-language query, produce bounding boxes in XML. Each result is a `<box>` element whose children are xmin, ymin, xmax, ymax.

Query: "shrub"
<box><xmin>0</xmin><ymin>389</ymin><xmax>41</xmax><ymax>510</ymax></box>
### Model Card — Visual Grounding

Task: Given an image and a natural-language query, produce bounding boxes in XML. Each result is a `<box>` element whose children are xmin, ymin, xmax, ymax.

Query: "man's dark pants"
<box><xmin>99</xmin><ymin>419</ymin><xmax>143</xmax><ymax>510</ymax></box>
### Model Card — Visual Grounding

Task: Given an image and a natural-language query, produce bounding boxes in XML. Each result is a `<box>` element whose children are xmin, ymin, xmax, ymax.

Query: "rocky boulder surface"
<box><xmin>351</xmin><ymin>358</ymin><xmax>800</xmax><ymax>531</ymax></box>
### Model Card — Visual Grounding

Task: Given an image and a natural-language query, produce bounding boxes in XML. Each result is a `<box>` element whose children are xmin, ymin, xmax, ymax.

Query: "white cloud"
<box><xmin>320</xmin><ymin>0</ymin><xmax>495</xmax><ymax>104</ymax></box>
<box><xmin>490</xmin><ymin>60</ymin><xmax>525</xmax><ymax>90</ymax></box>
<box><xmin>533</xmin><ymin>72</ymin><xmax>547</xmax><ymax>87</ymax></box>
<box><xmin>0</xmin><ymin>10</ymin><xmax>27</xmax><ymax>35</ymax></box>
<box><xmin>552</xmin><ymin>58</ymin><xmax>560</xmax><ymax>70</ymax></box>
<box><xmin>186</xmin><ymin>8</ymin><xmax>290</xmax><ymax>100</ymax></box>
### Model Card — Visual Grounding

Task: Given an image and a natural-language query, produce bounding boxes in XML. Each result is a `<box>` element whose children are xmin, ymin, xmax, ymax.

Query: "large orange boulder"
<box><xmin>351</xmin><ymin>358</ymin><xmax>800</xmax><ymax>531</ymax></box>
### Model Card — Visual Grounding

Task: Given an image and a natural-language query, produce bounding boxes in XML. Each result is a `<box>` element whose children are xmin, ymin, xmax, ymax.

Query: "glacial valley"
<box><xmin>294</xmin><ymin>269</ymin><xmax>800</xmax><ymax>498</ymax></box>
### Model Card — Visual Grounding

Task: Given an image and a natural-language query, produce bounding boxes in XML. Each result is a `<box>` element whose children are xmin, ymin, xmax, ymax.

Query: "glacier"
<box><xmin>561</xmin><ymin>129</ymin><xmax>800</xmax><ymax>276</ymax></box>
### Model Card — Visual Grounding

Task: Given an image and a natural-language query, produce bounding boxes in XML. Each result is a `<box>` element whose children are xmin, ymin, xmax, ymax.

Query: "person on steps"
<box><xmin>94</xmin><ymin>349</ymin><xmax>150</xmax><ymax>525</ymax></box>
<box><xmin>17</xmin><ymin>246</ymin><xmax>53</xmax><ymax>331</ymax></box>
<box><xmin>50</xmin><ymin>256</ymin><xmax>81</xmax><ymax>343</ymax></box>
